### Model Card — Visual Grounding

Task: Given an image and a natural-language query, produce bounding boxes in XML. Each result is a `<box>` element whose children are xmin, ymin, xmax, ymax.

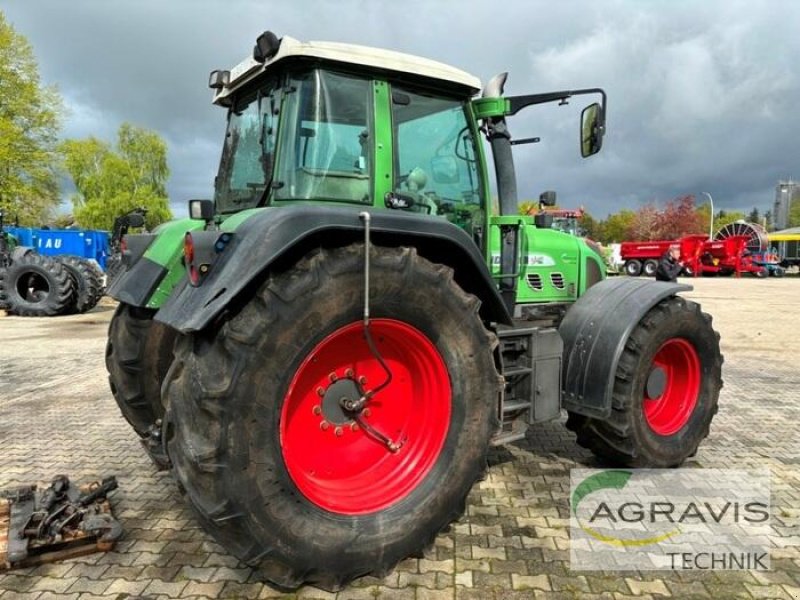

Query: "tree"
<box><xmin>577</xmin><ymin>210</ymin><xmax>600</xmax><ymax>239</ymax></box>
<box><xmin>712</xmin><ymin>209</ymin><xmax>746</xmax><ymax>231</ymax></box>
<box><xmin>599</xmin><ymin>209</ymin><xmax>635</xmax><ymax>243</ymax></box>
<box><xmin>61</xmin><ymin>123</ymin><xmax>172</xmax><ymax>230</ymax></box>
<box><xmin>628</xmin><ymin>203</ymin><xmax>660</xmax><ymax>241</ymax></box>
<box><xmin>0</xmin><ymin>11</ymin><xmax>64</xmax><ymax>224</ymax></box>
<box><xmin>652</xmin><ymin>194</ymin><xmax>705</xmax><ymax>240</ymax></box>
<box><xmin>747</xmin><ymin>207</ymin><xmax>760</xmax><ymax>224</ymax></box>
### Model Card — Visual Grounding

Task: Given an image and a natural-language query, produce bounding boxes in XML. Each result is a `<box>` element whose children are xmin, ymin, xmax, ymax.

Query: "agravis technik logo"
<box><xmin>570</xmin><ymin>469</ymin><xmax>771</xmax><ymax>571</ymax></box>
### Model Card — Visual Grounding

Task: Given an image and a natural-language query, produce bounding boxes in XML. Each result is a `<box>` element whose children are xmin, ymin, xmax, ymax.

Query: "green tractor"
<box><xmin>106</xmin><ymin>32</ymin><xmax>722</xmax><ymax>590</ymax></box>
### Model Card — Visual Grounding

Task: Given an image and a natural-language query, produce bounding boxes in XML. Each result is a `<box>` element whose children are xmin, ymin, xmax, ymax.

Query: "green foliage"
<box><xmin>0</xmin><ymin>11</ymin><xmax>64</xmax><ymax>224</ymax></box>
<box><xmin>597</xmin><ymin>209</ymin><xmax>635</xmax><ymax>243</ymax></box>
<box><xmin>61</xmin><ymin>123</ymin><xmax>172</xmax><ymax>230</ymax></box>
<box><xmin>578</xmin><ymin>211</ymin><xmax>600</xmax><ymax>239</ymax></box>
<box><xmin>712</xmin><ymin>209</ymin><xmax>747</xmax><ymax>231</ymax></box>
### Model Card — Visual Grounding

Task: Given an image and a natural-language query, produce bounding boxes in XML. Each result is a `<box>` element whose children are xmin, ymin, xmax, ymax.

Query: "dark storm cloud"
<box><xmin>3</xmin><ymin>0</ymin><xmax>799</xmax><ymax>217</ymax></box>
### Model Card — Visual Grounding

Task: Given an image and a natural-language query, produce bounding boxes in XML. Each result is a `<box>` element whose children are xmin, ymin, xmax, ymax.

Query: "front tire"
<box><xmin>567</xmin><ymin>296</ymin><xmax>722</xmax><ymax>467</ymax></box>
<box><xmin>163</xmin><ymin>245</ymin><xmax>500</xmax><ymax>590</ymax></box>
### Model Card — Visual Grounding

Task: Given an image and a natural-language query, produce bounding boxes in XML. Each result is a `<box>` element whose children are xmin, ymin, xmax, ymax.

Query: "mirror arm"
<box><xmin>510</xmin><ymin>136</ymin><xmax>541</xmax><ymax>146</ymax></box>
<box><xmin>507</xmin><ymin>88</ymin><xmax>606</xmax><ymax>116</ymax></box>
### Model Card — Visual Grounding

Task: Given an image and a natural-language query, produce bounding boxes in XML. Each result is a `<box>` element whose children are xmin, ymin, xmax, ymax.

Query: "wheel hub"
<box><xmin>321</xmin><ymin>378</ymin><xmax>361</xmax><ymax>425</ymax></box>
<box><xmin>645</xmin><ymin>366</ymin><xmax>667</xmax><ymax>400</ymax></box>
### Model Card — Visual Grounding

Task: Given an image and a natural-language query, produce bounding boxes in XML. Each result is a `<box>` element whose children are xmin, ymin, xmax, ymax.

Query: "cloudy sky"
<box><xmin>3</xmin><ymin>0</ymin><xmax>799</xmax><ymax>218</ymax></box>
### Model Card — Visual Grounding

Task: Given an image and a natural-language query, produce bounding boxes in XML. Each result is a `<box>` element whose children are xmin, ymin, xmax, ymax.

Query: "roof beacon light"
<box><xmin>208</xmin><ymin>70</ymin><xmax>230</xmax><ymax>89</ymax></box>
<box><xmin>253</xmin><ymin>30</ymin><xmax>280</xmax><ymax>63</ymax></box>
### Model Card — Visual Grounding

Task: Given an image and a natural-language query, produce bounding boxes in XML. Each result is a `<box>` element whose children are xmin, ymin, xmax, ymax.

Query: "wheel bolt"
<box><xmin>350</xmin><ymin>422</ymin><xmax>359</xmax><ymax>432</ymax></box>
<box><xmin>320</xmin><ymin>421</ymin><xmax>329</xmax><ymax>431</ymax></box>
<box><xmin>328</xmin><ymin>372</ymin><xmax>338</xmax><ymax>382</ymax></box>
<box><xmin>312</xmin><ymin>405</ymin><xmax>322</xmax><ymax>415</ymax></box>
<box><xmin>334</xmin><ymin>427</ymin><xmax>343</xmax><ymax>437</ymax></box>
<box><xmin>316</xmin><ymin>387</ymin><xmax>325</xmax><ymax>397</ymax></box>
<box><xmin>358</xmin><ymin>376</ymin><xmax>367</xmax><ymax>385</ymax></box>
<box><xmin>363</xmin><ymin>408</ymin><xmax>371</xmax><ymax>418</ymax></box>
<box><xmin>345</xmin><ymin>368</ymin><xmax>354</xmax><ymax>378</ymax></box>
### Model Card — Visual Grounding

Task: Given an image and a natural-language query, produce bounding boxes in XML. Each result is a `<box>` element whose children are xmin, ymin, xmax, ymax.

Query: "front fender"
<box><xmin>155</xmin><ymin>205</ymin><xmax>511</xmax><ymax>333</ymax></box>
<box><xmin>559</xmin><ymin>277</ymin><xmax>691</xmax><ymax>419</ymax></box>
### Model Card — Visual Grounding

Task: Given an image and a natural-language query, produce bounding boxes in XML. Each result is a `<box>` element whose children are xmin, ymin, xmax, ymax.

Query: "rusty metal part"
<box><xmin>1</xmin><ymin>475</ymin><xmax>121</xmax><ymax>566</ymax></box>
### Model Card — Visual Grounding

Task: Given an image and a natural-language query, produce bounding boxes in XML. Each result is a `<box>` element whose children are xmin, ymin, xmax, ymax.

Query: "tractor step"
<box><xmin>502</xmin><ymin>400</ymin><xmax>532</xmax><ymax>414</ymax></box>
<box><xmin>502</xmin><ymin>366</ymin><xmax>532</xmax><ymax>378</ymax></box>
<box><xmin>491</xmin><ymin>325</ymin><xmax>564</xmax><ymax>445</ymax></box>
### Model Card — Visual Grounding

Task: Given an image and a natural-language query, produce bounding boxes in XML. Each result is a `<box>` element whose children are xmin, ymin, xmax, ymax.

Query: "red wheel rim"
<box><xmin>279</xmin><ymin>319</ymin><xmax>451</xmax><ymax>515</ymax></box>
<box><xmin>643</xmin><ymin>338</ymin><xmax>701</xmax><ymax>436</ymax></box>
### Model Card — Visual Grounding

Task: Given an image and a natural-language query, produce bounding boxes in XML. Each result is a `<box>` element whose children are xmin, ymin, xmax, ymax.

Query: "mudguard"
<box><xmin>155</xmin><ymin>204</ymin><xmax>512</xmax><ymax>333</ymax></box>
<box><xmin>559</xmin><ymin>277</ymin><xmax>691</xmax><ymax>419</ymax></box>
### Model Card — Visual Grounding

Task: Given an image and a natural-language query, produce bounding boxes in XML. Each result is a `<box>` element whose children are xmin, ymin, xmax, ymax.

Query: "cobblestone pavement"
<box><xmin>1</xmin><ymin>281</ymin><xmax>799</xmax><ymax>599</ymax></box>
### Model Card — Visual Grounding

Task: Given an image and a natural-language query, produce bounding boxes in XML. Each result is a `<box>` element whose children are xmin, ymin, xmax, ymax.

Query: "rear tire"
<box><xmin>642</xmin><ymin>259</ymin><xmax>658</xmax><ymax>277</ymax></box>
<box><xmin>0</xmin><ymin>254</ymin><xmax>75</xmax><ymax>316</ymax></box>
<box><xmin>163</xmin><ymin>245</ymin><xmax>500</xmax><ymax>591</ymax></box>
<box><xmin>106</xmin><ymin>304</ymin><xmax>178</xmax><ymax>462</ymax></box>
<box><xmin>624</xmin><ymin>260</ymin><xmax>642</xmax><ymax>277</ymax></box>
<box><xmin>566</xmin><ymin>296</ymin><xmax>722</xmax><ymax>467</ymax></box>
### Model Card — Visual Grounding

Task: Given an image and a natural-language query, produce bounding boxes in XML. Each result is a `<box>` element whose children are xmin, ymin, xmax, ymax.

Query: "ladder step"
<box><xmin>502</xmin><ymin>400</ymin><xmax>531</xmax><ymax>414</ymax></box>
<box><xmin>491</xmin><ymin>431</ymin><xmax>527</xmax><ymax>446</ymax></box>
<box><xmin>503</xmin><ymin>367</ymin><xmax>532</xmax><ymax>377</ymax></box>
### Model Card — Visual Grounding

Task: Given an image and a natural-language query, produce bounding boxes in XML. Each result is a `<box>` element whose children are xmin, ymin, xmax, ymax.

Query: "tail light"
<box><xmin>184</xmin><ymin>232</ymin><xmax>200</xmax><ymax>286</ymax></box>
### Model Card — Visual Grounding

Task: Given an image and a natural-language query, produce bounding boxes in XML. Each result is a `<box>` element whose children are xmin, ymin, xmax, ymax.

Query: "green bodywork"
<box><xmin>116</xmin><ymin>58</ymin><xmax>605</xmax><ymax>312</ymax></box>
<box><xmin>138</xmin><ymin>218</ymin><xmax>205</xmax><ymax>308</ymax></box>
<box><xmin>488</xmin><ymin>216</ymin><xmax>605</xmax><ymax>304</ymax></box>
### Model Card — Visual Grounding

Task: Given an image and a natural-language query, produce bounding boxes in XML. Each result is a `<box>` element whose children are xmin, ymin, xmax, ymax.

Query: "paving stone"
<box><xmin>510</xmin><ymin>573</ymin><xmax>551</xmax><ymax>591</ymax></box>
<box><xmin>743</xmin><ymin>583</ymin><xmax>793</xmax><ymax>599</ymax></box>
<box><xmin>101</xmin><ymin>577</ymin><xmax>150</xmax><ymax>596</ymax></box>
<box><xmin>65</xmin><ymin>577</ymin><xmax>112</xmax><ymax>595</ymax></box>
<box><xmin>63</xmin><ymin>564</ymin><xmax>109</xmax><ymax>580</ymax></box>
<box><xmin>142</xmin><ymin>578</ymin><xmax>190</xmax><ymax>597</ymax></box>
<box><xmin>625</xmin><ymin>579</ymin><xmax>671</xmax><ymax>597</ymax></box>
<box><xmin>27</xmin><ymin>576</ymin><xmax>81</xmax><ymax>594</ymax></box>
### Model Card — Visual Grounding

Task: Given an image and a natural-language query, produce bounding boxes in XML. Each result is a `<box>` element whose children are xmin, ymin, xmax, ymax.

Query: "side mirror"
<box><xmin>580</xmin><ymin>102</ymin><xmax>605</xmax><ymax>157</ymax></box>
<box><xmin>430</xmin><ymin>156</ymin><xmax>459</xmax><ymax>184</ymax></box>
<box><xmin>539</xmin><ymin>190</ymin><xmax>557</xmax><ymax>207</ymax></box>
<box><xmin>189</xmin><ymin>199</ymin><xmax>215</xmax><ymax>222</ymax></box>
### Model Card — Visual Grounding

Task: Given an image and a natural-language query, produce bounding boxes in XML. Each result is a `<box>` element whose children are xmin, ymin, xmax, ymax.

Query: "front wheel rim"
<box><xmin>279</xmin><ymin>319</ymin><xmax>451</xmax><ymax>515</ymax></box>
<box><xmin>643</xmin><ymin>338</ymin><xmax>701</xmax><ymax>436</ymax></box>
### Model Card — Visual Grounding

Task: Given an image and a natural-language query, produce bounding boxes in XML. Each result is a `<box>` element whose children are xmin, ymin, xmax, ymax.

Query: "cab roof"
<box><xmin>212</xmin><ymin>35</ymin><xmax>482</xmax><ymax>105</ymax></box>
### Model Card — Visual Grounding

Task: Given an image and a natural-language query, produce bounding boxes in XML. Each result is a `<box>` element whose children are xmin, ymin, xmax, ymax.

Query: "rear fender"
<box><xmin>155</xmin><ymin>205</ymin><xmax>512</xmax><ymax>333</ymax></box>
<box><xmin>559</xmin><ymin>277</ymin><xmax>691</xmax><ymax>418</ymax></box>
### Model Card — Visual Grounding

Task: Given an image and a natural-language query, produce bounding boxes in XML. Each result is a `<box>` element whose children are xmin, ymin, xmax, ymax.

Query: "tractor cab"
<box><xmin>206</xmin><ymin>33</ymin><xmax>608</xmax><ymax>311</ymax></box>
<box><xmin>209</xmin><ymin>35</ymin><xmax>488</xmax><ymax>243</ymax></box>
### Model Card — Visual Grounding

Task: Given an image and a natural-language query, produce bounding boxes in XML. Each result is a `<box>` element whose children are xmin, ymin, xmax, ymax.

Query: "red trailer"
<box><xmin>620</xmin><ymin>234</ymin><xmax>766</xmax><ymax>278</ymax></box>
